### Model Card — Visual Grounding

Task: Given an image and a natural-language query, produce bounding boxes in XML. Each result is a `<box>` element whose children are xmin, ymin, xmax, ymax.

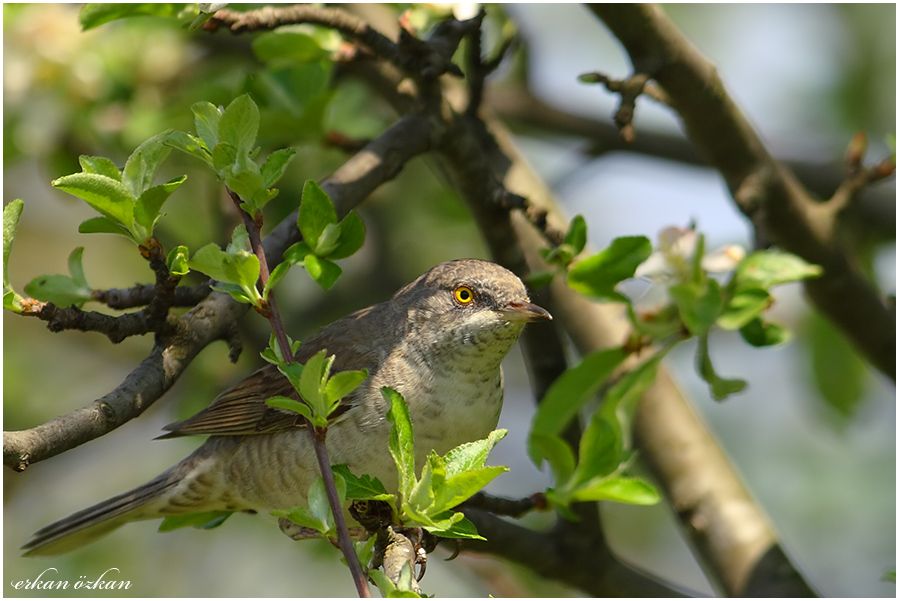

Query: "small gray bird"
<box><xmin>24</xmin><ymin>259</ymin><xmax>550</xmax><ymax>555</ymax></box>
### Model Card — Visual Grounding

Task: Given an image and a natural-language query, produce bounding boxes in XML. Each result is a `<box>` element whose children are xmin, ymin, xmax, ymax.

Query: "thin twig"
<box><xmin>226</xmin><ymin>189</ymin><xmax>371</xmax><ymax>598</ymax></box>
<box><xmin>93</xmin><ymin>282</ymin><xmax>210</xmax><ymax>310</ymax></box>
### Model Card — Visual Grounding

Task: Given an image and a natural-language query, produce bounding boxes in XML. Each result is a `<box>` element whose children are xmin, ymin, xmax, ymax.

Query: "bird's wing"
<box><xmin>159</xmin><ymin>304</ymin><xmax>393</xmax><ymax>439</ymax></box>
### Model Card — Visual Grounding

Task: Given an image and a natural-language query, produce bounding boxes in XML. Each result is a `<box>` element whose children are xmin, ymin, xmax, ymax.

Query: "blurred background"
<box><xmin>3</xmin><ymin>3</ymin><xmax>895</xmax><ymax>597</ymax></box>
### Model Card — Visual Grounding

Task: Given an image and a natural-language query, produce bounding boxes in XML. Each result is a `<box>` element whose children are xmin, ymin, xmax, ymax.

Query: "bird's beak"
<box><xmin>499</xmin><ymin>300</ymin><xmax>553</xmax><ymax>322</ymax></box>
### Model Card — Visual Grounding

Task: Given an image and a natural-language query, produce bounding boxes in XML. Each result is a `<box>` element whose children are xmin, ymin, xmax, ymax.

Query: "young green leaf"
<box><xmin>296</xmin><ymin>350</ymin><xmax>329</xmax><ymax>419</ymax></box>
<box><xmin>426</xmin><ymin>516</ymin><xmax>485</xmax><ymax>541</ymax></box>
<box><xmin>265</xmin><ymin>395</ymin><xmax>313</xmax><ymax>422</ymax></box>
<box><xmin>331</xmin><ymin>465</ymin><xmax>395</xmax><ymax>503</ymax></box>
<box><xmin>298</xmin><ymin>180</ymin><xmax>338</xmax><ymax>249</ymax></box>
<box><xmin>431</xmin><ymin>465</ymin><xmax>508</xmax><ymax>516</ymax></box>
<box><xmin>261</xmin><ymin>147</ymin><xmax>296</xmax><ymax>188</ymax></box>
<box><xmin>24</xmin><ymin>247</ymin><xmax>93</xmax><ymax>308</ymax></box>
<box><xmin>273</xmin><ymin>505</ymin><xmax>327</xmax><ymax>535</ymax></box>
<box><xmin>158</xmin><ymin>510</ymin><xmax>232</xmax><ymax>532</ymax></box>
<box><xmin>166</xmin><ymin>245</ymin><xmax>190</xmax><ymax>276</ymax></box>
<box><xmin>567</xmin><ymin>235</ymin><xmax>652</xmax><ymax>301</ymax></box>
<box><xmin>191</xmin><ymin>101</ymin><xmax>222</xmax><ymax>150</ymax></box>
<box><xmin>328</xmin><ymin>212</ymin><xmax>366</xmax><ymax>260</ymax></box>
<box><xmin>303</xmin><ymin>254</ymin><xmax>342</xmax><ymax>290</ymax></box>
<box><xmin>528</xmin><ymin>347</ymin><xmax>627</xmax><ymax>465</ymax></box>
<box><xmin>564</xmin><ymin>215</ymin><xmax>587</xmax><ymax>255</ymax></box>
<box><xmin>78</xmin><ymin>216</ymin><xmax>129</xmax><ymax>236</ymax></box>
<box><xmin>384</xmin><ymin>387</ymin><xmax>416</xmax><ymax>498</ymax></box>
<box><xmin>135</xmin><ymin>175</ymin><xmax>187</xmax><ymax>235</ymax></box>
<box><xmin>122</xmin><ymin>131</ymin><xmax>174</xmax><ymax>198</ymax></box>
<box><xmin>314</xmin><ymin>223</ymin><xmax>341</xmax><ymax>257</ymax></box>
<box><xmin>669</xmin><ymin>279</ymin><xmax>723</xmax><ymax>336</ymax></box>
<box><xmin>52</xmin><ymin>173</ymin><xmax>135</xmax><ymax>231</ymax></box>
<box><xmin>166</xmin><ymin>131</ymin><xmax>213</xmax><ymax>167</ymax></box>
<box><xmin>252</xmin><ymin>31</ymin><xmax>329</xmax><ymax>65</ymax></box>
<box><xmin>3</xmin><ymin>199</ymin><xmax>25</xmax><ymax>312</ymax></box>
<box><xmin>443</xmin><ymin>429</ymin><xmax>507</xmax><ymax>477</ymax></box>
<box><xmin>219</xmin><ymin>94</ymin><xmax>260</xmax><ymax>155</ymax></box>
<box><xmin>283</xmin><ymin>241</ymin><xmax>313</xmax><ymax>265</ymax></box>
<box><xmin>67</xmin><ymin>247</ymin><xmax>88</xmax><ymax>289</ymax></box>
<box><xmin>570</xmin><ymin>475</ymin><xmax>660</xmax><ymax>505</ymax></box>
<box><xmin>263</xmin><ymin>261</ymin><xmax>292</xmax><ymax>301</ymax></box>
<box><xmin>307</xmin><ymin>476</ymin><xmax>342</xmax><ymax>535</ymax></box>
<box><xmin>78</xmin><ymin>155</ymin><xmax>121</xmax><ymax>180</ymax></box>
<box><xmin>569</xmin><ymin>413</ymin><xmax>622</xmax><ymax>489</ymax></box>
<box><xmin>739</xmin><ymin>318</ymin><xmax>790</xmax><ymax>347</ymax></box>
<box><xmin>696</xmin><ymin>335</ymin><xmax>747</xmax><ymax>401</ymax></box>
<box><xmin>79</xmin><ymin>3</ymin><xmax>184</xmax><ymax>30</ymax></box>
<box><xmin>528</xmin><ymin>433</ymin><xmax>576</xmax><ymax>484</ymax></box>
<box><xmin>324</xmin><ymin>369</ymin><xmax>369</xmax><ymax>404</ymax></box>
<box><xmin>717</xmin><ymin>288</ymin><xmax>771</xmax><ymax>330</ymax></box>
<box><xmin>212</xmin><ymin>142</ymin><xmax>238</xmax><ymax>173</ymax></box>
<box><xmin>734</xmin><ymin>250</ymin><xmax>823</xmax><ymax>291</ymax></box>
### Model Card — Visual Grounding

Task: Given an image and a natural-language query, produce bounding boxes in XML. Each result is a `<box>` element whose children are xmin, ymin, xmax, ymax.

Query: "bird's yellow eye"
<box><xmin>453</xmin><ymin>285</ymin><xmax>475</xmax><ymax>305</ymax></box>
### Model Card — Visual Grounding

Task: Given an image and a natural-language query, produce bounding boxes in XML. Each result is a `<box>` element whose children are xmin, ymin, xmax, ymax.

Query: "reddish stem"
<box><xmin>227</xmin><ymin>188</ymin><xmax>371</xmax><ymax>597</ymax></box>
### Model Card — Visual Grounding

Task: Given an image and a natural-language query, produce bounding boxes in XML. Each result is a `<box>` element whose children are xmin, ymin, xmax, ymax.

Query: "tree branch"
<box><xmin>590</xmin><ymin>4</ymin><xmax>895</xmax><ymax>380</ymax></box>
<box><xmin>4</xmin><ymin>114</ymin><xmax>433</xmax><ymax>471</ymax></box>
<box><xmin>486</xmin><ymin>84</ymin><xmax>896</xmax><ymax>239</ymax></box>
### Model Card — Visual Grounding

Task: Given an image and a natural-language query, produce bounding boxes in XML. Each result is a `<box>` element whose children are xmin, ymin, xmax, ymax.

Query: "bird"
<box><xmin>23</xmin><ymin>258</ymin><xmax>551</xmax><ymax>555</ymax></box>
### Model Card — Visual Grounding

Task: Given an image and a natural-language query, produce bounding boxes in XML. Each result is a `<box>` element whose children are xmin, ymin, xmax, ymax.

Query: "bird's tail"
<box><xmin>22</xmin><ymin>470</ymin><xmax>180</xmax><ymax>556</ymax></box>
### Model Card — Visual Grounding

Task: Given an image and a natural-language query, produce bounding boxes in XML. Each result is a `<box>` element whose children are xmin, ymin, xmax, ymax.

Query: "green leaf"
<box><xmin>307</xmin><ymin>476</ymin><xmax>341</xmax><ymax>534</ymax></box>
<box><xmin>807</xmin><ymin>312</ymin><xmax>866</xmax><ymax>419</ymax></box>
<box><xmin>24</xmin><ymin>274</ymin><xmax>92</xmax><ymax>308</ymax></box>
<box><xmin>263</xmin><ymin>261</ymin><xmax>292</xmax><ymax>301</ymax></box>
<box><xmin>303</xmin><ymin>254</ymin><xmax>342</xmax><ymax>290</ymax></box>
<box><xmin>564</xmin><ymin>215</ymin><xmax>587</xmax><ymax>255</ymax></box>
<box><xmin>283</xmin><ymin>241</ymin><xmax>313</xmax><ymax>265</ymax></box>
<box><xmin>191</xmin><ymin>101</ymin><xmax>222</xmax><ymax>150</ymax></box>
<box><xmin>524</xmin><ymin>270</ymin><xmax>555</xmax><ymax>289</ymax></box>
<box><xmin>432</xmin><ymin>466</ymin><xmax>508</xmax><ymax>515</ymax></box>
<box><xmin>599</xmin><ymin>351</ymin><xmax>664</xmax><ymax>431</ymax></box>
<box><xmin>265</xmin><ymin>395</ymin><xmax>312</xmax><ymax>422</ymax></box>
<box><xmin>427</xmin><ymin>516</ymin><xmax>484</xmax><ymax>540</ymax></box>
<box><xmin>78</xmin><ymin>155</ymin><xmax>120</xmax><ymax>180</ymax></box>
<box><xmin>166</xmin><ymin>245</ymin><xmax>190</xmax><ymax>276</ymax></box>
<box><xmin>273</xmin><ymin>505</ymin><xmax>327</xmax><ymax>534</ymax></box>
<box><xmin>570</xmin><ymin>476</ymin><xmax>660</xmax><ymax>505</ymax></box>
<box><xmin>331</xmin><ymin>465</ymin><xmax>394</xmax><ymax>502</ymax></box>
<box><xmin>328</xmin><ymin>212</ymin><xmax>366</xmax><ymax>260</ymax></box>
<box><xmin>298</xmin><ymin>180</ymin><xmax>338</xmax><ymax>249</ymax></box>
<box><xmin>529</xmin><ymin>433</ymin><xmax>575</xmax><ymax>484</ymax></box>
<box><xmin>739</xmin><ymin>318</ymin><xmax>790</xmax><ymax>347</ymax></box>
<box><xmin>189</xmin><ymin>241</ymin><xmax>260</xmax><ymax>304</ymax></box>
<box><xmin>135</xmin><ymin>175</ymin><xmax>187</xmax><ymax>234</ymax></box>
<box><xmin>325</xmin><ymin>369</ymin><xmax>369</xmax><ymax>404</ymax></box>
<box><xmin>718</xmin><ymin>288</ymin><xmax>771</xmax><ymax>330</ymax></box>
<box><xmin>212</xmin><ymin>142</ymin><xmax>238</xmax><ymax>173</ymax></box>
<box><xmin>252</xmin><ymin>31</ymin><xmax>329</xmax><ymax>65</ymax></box>
<box><xmin>52</xmin><ymin>173</ymin><xmax>135</xmax><ymax>230</ymax></box>
<box><xmin>158</xmin><ymin>510</ymin><xmax>233</xmax><ymax>532</ymax></box>
<box><xmin>315</xmin><ymin>223</ymin><xmax>341</xmax><ymax>256</ymax></box>
<box><xmin>570</xmin><ymin>413</ymin><xmax>622</xmax><ymax>487</ymax></box>
<box><xmin>3</xmin><ymin>199</ymin><xmax>24</xmax><ymax>289</ymax></box>
<box><xmin>297</xmin><ymin>351</ymin><xmax>333</xmax><ymax>424</ymax></box>
<box><xmin>384</xmin><ymin>387</ymin><xmax>416</xmax><ymax>498</ymax></box>
<box><xmin>407</xmin><ymin>451</ymin><xmax>443</xmax><ymax>515</ymax></box>
<box><xmin>219</xmin><ymin>94</ymin><xmax>259</xmax><ymax>155</ymax></box>
<box><xmin>568</xmin><ymin>235</ymin><xmax>652</xmax><ymax>301</ymax></box>
<box><xmin>528</xmin><ymin>347</ymin><xmax>627</xmax><ymax>465</ymax></box>
<box><xmin>696</xmin><ymin>335</ymin><xmax>747</xmax><ymax>401</ymax></box>
<box><xmin>669</xmin><ymin>279</ymin><xmax>723</xmax><ymax>336</ymax></box>
<box><xmin>443</xmin><ymin>429</ymin><xmax>507</xmax><ymax>477</ymax></box>
<box><xmin>734</xmin><ymin>250</ymin><xmax>823</xmax><ymax>291</ymax></box>
<box><xmin>3</xmin><ymin>200</ymin><xmax>25</xmax><ymax>312</ymax></box>
<box><xmin>122</xmin><ymin>131</ymin><xmax>173</xmax><ymax>198</ymax></box>
<box><xmin>78</xmin><ymin>216</ymin><xmax>130</xmax><ymax>237</ymax></box>
<box><xmin>67</xmin><ymin>247</ymin><xmax>88</xmax><ymax>289</ymax></box>
<box><xmin>165</xmin><ymin>131</ymin><xmax>213</xmax><ymax>168</ymax></box>
<box><xmin>79</xmin><ymin>3</ymin><xmax>184</xmax><ymax>30</ymax></box>
<box><xmin>261</xmin><ymin>147</ymin><xmax>296</xmax><ymax>189</ymax></box>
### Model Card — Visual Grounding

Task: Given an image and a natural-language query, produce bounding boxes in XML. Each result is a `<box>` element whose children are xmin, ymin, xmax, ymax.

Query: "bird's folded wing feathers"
<box><xmin>160</xmin><ymin>305</ymin><xmax>388</xmax><ymax>439</ymax></box>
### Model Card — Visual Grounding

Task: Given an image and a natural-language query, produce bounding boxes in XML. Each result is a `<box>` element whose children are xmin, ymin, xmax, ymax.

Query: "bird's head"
<box><xmin>395</xmin><ymin>259</ymin><xmax>551</xmax><ymax>363</ymax></box>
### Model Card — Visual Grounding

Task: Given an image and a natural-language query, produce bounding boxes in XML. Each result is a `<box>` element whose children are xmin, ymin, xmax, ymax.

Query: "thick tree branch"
<box><xmin>93</xmin><ymin>282</ymin><xmax>211</xmax><ymax>310</ymax></box>
<box><xmin>4</xmin><ymin>114</ymin><xmax>433</xmax><ymax>471</ymax></box>
<box><xmin>590</xmin><ymin>4</ymin><xmax>895</xmax><ymax>380</ymax></box>
<box><xmin>486</xmin><ymin>85</ymin><xmax>897</xmax><ymax>239</ymax></box>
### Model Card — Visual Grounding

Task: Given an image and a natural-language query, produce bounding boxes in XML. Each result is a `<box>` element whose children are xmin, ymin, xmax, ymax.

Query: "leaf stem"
<box><xmin>226</xmin><ymin>188</ymin><xmax>371</xmax><ymax>597</ymax></box>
